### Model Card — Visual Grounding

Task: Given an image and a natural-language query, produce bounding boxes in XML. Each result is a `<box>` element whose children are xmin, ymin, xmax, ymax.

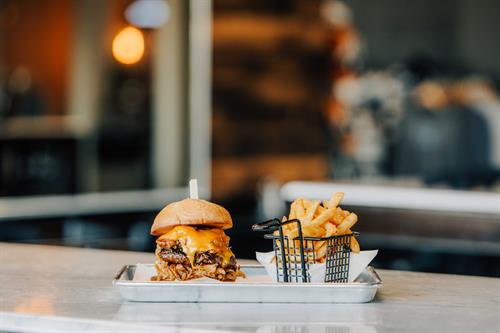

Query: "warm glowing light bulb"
<box><xmin>112</xmin><ymin>26</ymin><xmax>145</xmax><ymax>65</ymax></box>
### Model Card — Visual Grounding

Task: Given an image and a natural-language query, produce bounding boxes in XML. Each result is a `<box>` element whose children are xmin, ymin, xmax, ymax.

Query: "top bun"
<box><xmin>150</xmin><ymin>199</ymin><xmax>233</xmax><ymax>235</ymax></box>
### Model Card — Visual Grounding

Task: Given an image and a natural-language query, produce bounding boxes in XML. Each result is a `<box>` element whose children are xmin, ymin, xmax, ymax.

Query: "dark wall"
<box><xmin>345</xmin><ymin>0</ymin><xmax>500</xmax><ymax>76</ymax></box>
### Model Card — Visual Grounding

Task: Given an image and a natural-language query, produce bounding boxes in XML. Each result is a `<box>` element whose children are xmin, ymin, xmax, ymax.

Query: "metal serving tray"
<box><xmin>113</xmin><ymin>265</ymin><xmax>381</xmax><ymax>303</ymax></box>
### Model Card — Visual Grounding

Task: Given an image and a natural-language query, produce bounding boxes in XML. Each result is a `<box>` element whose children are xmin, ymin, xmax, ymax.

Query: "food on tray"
<box><xmin>276</xmin><ymin>193</ymin><xmax>360</xmax><ymax>261</ymax></box>
<box><xmin>150</xmin><ymin>199</ymin><xmax>244</xmax><ymax>282</ymax></box>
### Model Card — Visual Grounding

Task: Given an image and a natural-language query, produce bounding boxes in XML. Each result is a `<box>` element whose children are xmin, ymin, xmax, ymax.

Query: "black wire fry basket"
<box><xmin>252</xmin><ymin>218</ymin><xmax>358</xmax><ymax>283</ymax></box>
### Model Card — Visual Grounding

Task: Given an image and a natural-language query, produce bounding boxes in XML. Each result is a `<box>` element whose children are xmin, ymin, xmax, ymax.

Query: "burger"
<box><xmin>150</xmin><ymin>198</ymin><xmax>244</xmax><ymax>282</ymax></box>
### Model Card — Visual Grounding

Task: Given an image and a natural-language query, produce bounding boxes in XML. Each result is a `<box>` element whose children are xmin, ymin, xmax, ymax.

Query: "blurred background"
<box><xmin>0</xmin><ymin>0</ymin><xmax>499</xmax><ymax>277</ymax></box>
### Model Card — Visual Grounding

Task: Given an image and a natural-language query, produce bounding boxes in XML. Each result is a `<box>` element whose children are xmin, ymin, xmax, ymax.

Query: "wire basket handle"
<box><xmin>252</xmin><ymin>218</ymin><xmax>300</xmax><ymax>232</ymax></box>
<box><xmin>252</xmin><ymin>218</ymin><xmax>308</xmax><ymax>282</ymax></box>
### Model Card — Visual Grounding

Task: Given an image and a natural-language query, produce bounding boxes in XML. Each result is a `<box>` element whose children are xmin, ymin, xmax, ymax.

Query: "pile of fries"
<box><xmin>276</xmin><ymin>192</ymin><xmax>360</xmax><ymax>262</ymax></box>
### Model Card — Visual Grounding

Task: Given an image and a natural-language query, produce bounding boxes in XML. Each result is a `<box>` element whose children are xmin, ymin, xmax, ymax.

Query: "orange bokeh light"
<box><xmin>112</xmin><ymin>26</ymin><xmax>145</xmax><ymax>65</ymax></box>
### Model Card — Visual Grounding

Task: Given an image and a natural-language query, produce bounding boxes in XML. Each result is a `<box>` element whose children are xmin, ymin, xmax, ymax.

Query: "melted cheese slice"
<box><xmin>158</xmin><ymin>226</ymin><xmax>235</xmax><ymax>266</ymax></box>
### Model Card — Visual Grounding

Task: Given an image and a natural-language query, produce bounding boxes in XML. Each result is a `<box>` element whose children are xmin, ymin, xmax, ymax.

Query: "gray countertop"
<box><xmin>0</xmin><ymin>243</ymin><xmax>499</xmax><ymax>333</ymax></box>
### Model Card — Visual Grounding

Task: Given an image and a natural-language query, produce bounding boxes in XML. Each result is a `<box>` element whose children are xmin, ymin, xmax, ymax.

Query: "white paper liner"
<box><xmin>256</xmin><ymin>250</ymin><xmax>378</xmax><ymax>283</ymax></box>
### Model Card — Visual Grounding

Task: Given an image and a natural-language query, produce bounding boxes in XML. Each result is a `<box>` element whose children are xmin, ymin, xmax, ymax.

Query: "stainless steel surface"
<box><xmin>2</xmin><ymin>243</ymin><xmax>500</xmax><ymax>332</ymax></box>
<box><xmin>281</xmin><ymin>181</ymin><xmax>500</xmax><ymax>215</ymax></box>
<box><xmin>113</xmin><ymin>264</ymin><xmax>381</xmax><ymax>303</ymax></box>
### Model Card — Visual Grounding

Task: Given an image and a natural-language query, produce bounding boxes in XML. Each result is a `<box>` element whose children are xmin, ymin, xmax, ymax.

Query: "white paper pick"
<box><xmin>189</xmin><ymin>179</ymin><xmax>199</xmax><ymax>199</ymax></box>
<box><xmin>256</xmin><ymin>250</ymin><xmax>378</xmax><ymax>283</ymax></box>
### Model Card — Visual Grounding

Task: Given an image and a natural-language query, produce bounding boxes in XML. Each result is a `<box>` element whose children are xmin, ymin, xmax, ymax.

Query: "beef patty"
<box><xmin>158</xmin><ymin>243</ymin><xmax>190</xmax><ymax>265</ymax></box>
<box><xmin>157</xmin><ymin>240</ymin><xmax>236</xmax><ymax>269</ymax></box>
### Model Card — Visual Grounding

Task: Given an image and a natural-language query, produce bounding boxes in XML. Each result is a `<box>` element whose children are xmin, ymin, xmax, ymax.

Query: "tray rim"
<box><xmin>113</xmin><ymin>264</ymin><xmax>382</xmax><ymax>288</ymax></box>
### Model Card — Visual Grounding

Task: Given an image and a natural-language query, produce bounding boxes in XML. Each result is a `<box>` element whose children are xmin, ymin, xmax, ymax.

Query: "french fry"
<box><xmin>324</xmin><ymin>222</ymin><xmax>337</xmax><ymax>237</ymax></box>
<box><xmin>314</xmin><ymin>241</ymin><xmax>327</xmax><ymax>260</ymax></box>
<box><xmin>304</xmin><ymin>201</ymin><xmax>319</xmax><ymax>224</ymax></box>
<box><xmin>314</xmin><ymin>240</ymin><xmax>326</xmax><ymax>250</ymax></box>
<box><xmin>279</xmin><ymin>216</ymin><xmax>291</xmax><ymax>234</ymax></box>
<box><xmin>328</xmin><ymin>192</ymin><xmax>344</xmax><ymax>208</ymax></box>
<box><xmin>350</xmin><ymin>236</ymin><xmax>360</xmax><ymax>253</ymax></box>
<box><xmin>337</xmin><ymin>213</ymin><xmax>358</xmax><ymax>234</ymax></box>
<box><xmin>294</xmin><ymin>198</ymin><xmax>307</xmax><ymax>219</ymax></box>
<box><xmin>307</xmin><ymin>207</ymin><xmax>336</xmax><ymax>228</ymax></box>
<box><xmin>315</xmin><ymin>204</ymin><xmax>326</xmax><ymax>218</ymax></box>
<box><xmin>332</xmin><ymin>208</ymin><xmax>346</xmax><ymax>225</ymax></box>
<box><xmin>289</xmin><ymin>200</ymin><xmax>297</xmax><ymax>220</ymax></box>
<box><xmin>290</xmin><ymin>198</ymin><xmax>308</xmax><ymax>220</ymax></box>
<box><xmin>285</xmin><ymin>226</ymin><xmax>299</xmax><ymax>240</ymax></box>
<box><xmin>277</xmin><ymin>194</ymin><xmax>361</xmax><ymax>264</ymax></box>
<box><xmin>274</xmin><ymin>216</ymin><xmax>291</xmax><ymax>236</ymax></box>
<box><xmin>303</xmin><ymin>199</ymin><xmax>312</xmax><ymax>211</ymax></box>
<box><xmin>303</xmin><ymin>225</ymin><xmax>325</xmax><ymax>238</ymax></box>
